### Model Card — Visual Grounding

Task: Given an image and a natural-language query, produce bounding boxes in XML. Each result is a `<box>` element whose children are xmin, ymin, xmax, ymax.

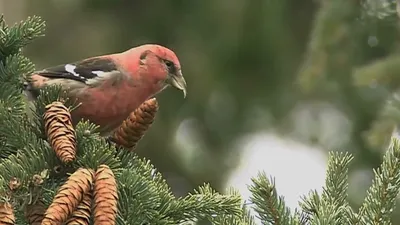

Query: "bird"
<box><xmin>23</xmin><ymin>44</ymin><xmax>187</xmax><ymax>136</ymax></box>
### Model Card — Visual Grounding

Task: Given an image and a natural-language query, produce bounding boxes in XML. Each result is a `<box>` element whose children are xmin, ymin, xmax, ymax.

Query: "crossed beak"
<box><xmin>168</xmin><ymin>70</ymin><xmax>187</xmax><ymax>98</ymax></box>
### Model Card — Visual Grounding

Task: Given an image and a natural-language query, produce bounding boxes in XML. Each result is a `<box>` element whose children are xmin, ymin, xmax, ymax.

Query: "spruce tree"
<box><xmin>0</xmin><ymin>15</ymin><xmax>244</xmax><ymax>225</ymax></box>
<box><xmin>2</xmin><ymin>13</ymin><xmax>400</xmax><ymax>225</ymax></box>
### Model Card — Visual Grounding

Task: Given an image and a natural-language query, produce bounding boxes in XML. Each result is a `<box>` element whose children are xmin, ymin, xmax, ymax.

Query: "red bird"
<box><xmin>24</xmin><ymin>44</ymin><xmax>187</xmax><ymax>135</ymax></box>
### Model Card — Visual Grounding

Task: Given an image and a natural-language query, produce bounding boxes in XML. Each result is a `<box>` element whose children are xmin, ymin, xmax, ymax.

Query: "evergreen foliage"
<box><xmin>0</xmin><ymin>15</ymin><xmax>243</xmax><ymax>225</ymax></box>
<box><xmin>2</xmin><ymin>14</ymin><xmax>400</xmax><ymax>225</ymax></box>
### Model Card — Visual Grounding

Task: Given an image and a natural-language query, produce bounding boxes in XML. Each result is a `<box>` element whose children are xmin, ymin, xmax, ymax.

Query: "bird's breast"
<box><xmin>70</xmin><ymin>80</ymin><xmax>162</xmax><ymax>134</ymax></box>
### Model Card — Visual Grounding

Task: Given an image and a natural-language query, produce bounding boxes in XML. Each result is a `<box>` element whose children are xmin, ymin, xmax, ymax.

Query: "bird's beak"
<box><xmin>168</xmin><ymin>70</ymin><xmax>187</xmax><ymax>98</ymax></box>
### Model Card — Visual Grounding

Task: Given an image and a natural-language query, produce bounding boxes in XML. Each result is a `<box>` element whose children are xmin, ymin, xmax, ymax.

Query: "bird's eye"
<box><xmin>165</xmin><ymin>60</ymin><xmax>174</xmax><ymax>69</ymax></box>
<box><xmin>164</xmin><ymin>60</ymin><xmax>176</xmax><ymax>74</ymax></box>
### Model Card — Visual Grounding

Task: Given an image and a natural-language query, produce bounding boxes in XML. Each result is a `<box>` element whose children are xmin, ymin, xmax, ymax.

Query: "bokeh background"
<box><xmin>2</xmin><ymin>0</ymin><xmax>400</xmax><ymax>223</ymax></box>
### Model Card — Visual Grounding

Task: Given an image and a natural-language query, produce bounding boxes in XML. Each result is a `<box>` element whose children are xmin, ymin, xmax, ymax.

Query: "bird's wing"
<box><xmin>24</xmin><ymin>57</ymin><xmax>124</xmax><ymax>100</ymax></box>
<box><xmin>32</xmin><ymin>57</ymin><xmax>120</xmax><ymax>84</ymax></box>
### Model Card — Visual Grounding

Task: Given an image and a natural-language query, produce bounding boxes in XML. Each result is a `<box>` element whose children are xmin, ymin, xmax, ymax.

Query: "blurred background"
<box><xmin>2</xmin><ymin>0</ymin><xmax>400</xmax><ymax>223</ymax></box>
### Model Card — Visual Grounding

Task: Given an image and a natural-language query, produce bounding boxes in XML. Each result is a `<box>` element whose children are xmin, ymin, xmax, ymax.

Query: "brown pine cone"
<box><xmin>93</xmin><ymin>165</ymin><xmax>118</xmax><ymax>225</ymax></box>
<box><xmin>42</xmin><ymin>168</ymin><xmax>94</xmax><ymax>225</ymax></box>
<box><xmin>64</xmin><ymin>190</ymin><xmax>92</xmax><ymax>225</ymax></box>
<box><xmin>24</xmin><ymin>199</ymin><xmax>46</xmax><ymax>225</ymax></box>
<box><xmin>44</xmin><ymin>101</ymin><xmax>76</xmax><ymax>164</ymax></box>
<box><xmin>111</xmin><ymin>98</ymin><xmax>159</xmax><ymax>150</ymax></box>
<box><xmin>0</xmin><ymin>202</ymin><xmax>15</xmax><ymax>225</ymax></box>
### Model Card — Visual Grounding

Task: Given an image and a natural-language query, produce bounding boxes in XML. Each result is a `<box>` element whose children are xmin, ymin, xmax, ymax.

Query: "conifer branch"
<box><xmin>0</xmin><ymin>15</ymin><xmax>45</xmax><ymax>58</ymax></box>
<box><xmin>297</xmin><ymin>152</ymin><xmax>354</xmax><ymax>225</ymax></box>
<box><xmin>74</xmin><ymin>122</ymin><xmax>121</xmax><ymax>170</ymax></box>
<box><xmin>363</xmin><ymin>91</ymin><xmax>400</xmax><ymax>150</ymax></box>
<box><xmin>352</xmin><ymin>55</ymin><xmax>400</xmax><ymax>89</ymax></box>
<box><xmin>296</xmin><ymin>0</ymin><xmax>360</xmax><ymax>93</ymax></box>
<box><xmin>0</xmin><ymin>101</ymin><xmax>27</xmax><ymax>158</ymax></box>
<box><xmin>167</xmin><ymin>184</ymin><xmax>242</xmax><ymax>223</ymax></box>
<box><xmin>0</xmin><ymin>54</ymin><xmax>34</xmax><ymax>88</ymax></box>
<box><xmin>249</xmin><ymin>172</ymin><xmax>299</xmax><ymax>225</ymax></box>
<box><xmin>0</xmin><ymin>14</ymin><xmax>247</xmax><ymax>225</ymax></box>
<box><xmin>357</xmin><ymin>137</ymin><xmax>400</xmax><ymax>224</ymax></box>
<box><xmin>320</xmin><ymin>152</ymin><xmax>353</xmax><ymax>223</ymax></box>
<box><xmin>299</xmin><ymin>189</ymin><xmax>322</xmax><ymax>223</ymax></box>
<box><xmin>209</xmin><ymin>196</ymin><xmax>257</xmax><ymax>225</ymax></box>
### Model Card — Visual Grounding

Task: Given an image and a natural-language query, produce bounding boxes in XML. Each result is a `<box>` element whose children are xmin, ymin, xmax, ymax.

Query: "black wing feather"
<box><xmin>36</xmin><ymin>57</ymin><xmax>118</xmax><ymax>83</ymax></box>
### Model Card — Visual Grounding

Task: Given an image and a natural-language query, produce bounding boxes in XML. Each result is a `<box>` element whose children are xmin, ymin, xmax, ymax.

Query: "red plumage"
<box><xmin>25</xmin><ymin>44</ymin><xmax>187</xmax><ymax>135</ymax></box>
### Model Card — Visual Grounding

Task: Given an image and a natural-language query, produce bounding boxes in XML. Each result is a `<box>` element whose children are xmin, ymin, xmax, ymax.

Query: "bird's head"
<box><xmin>132</xmin><ymin>44</ymin><xmax>187</xmax><ymax>98</ymax></box>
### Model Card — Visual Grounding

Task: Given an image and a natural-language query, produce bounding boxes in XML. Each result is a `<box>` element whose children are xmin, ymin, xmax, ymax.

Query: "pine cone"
<box><xmin>0</xmin><ymin>202</ymin><xmax>15</xmax><ymax>225</ymax></box>
<box><xmin>93</xmin><ymin>165</ymin><xmax>118</xmax><ymax>225</ymax></box>
<box><xmin>42</xmin><ymin>168</ymin><xmax>94</xmax><ymax>225</ymax></box>
<box><xmin>65</xmin><ymin>190</ymin><xmax>92</xmax><ymax>225</ymax></box>
<box><xmin>111</xmin><ymin>98</ymin><xmax>159</xmax><ymax>149</ymax></box>
<box><xmin>44</xmin><ymin>101</ymin><xmax>77</xmax><ymax>164</ymax></box>
<box><xmin>24</xmin><ymin>199</ymin><xmax>46</xmax><ymax>225</ymax></box>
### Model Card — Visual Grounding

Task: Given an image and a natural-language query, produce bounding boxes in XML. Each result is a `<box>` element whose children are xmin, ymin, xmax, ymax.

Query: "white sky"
<box><xmin>225</xmin><ymin>132</ymin><xmax>328</xmax><ymax>223</ymax></box>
